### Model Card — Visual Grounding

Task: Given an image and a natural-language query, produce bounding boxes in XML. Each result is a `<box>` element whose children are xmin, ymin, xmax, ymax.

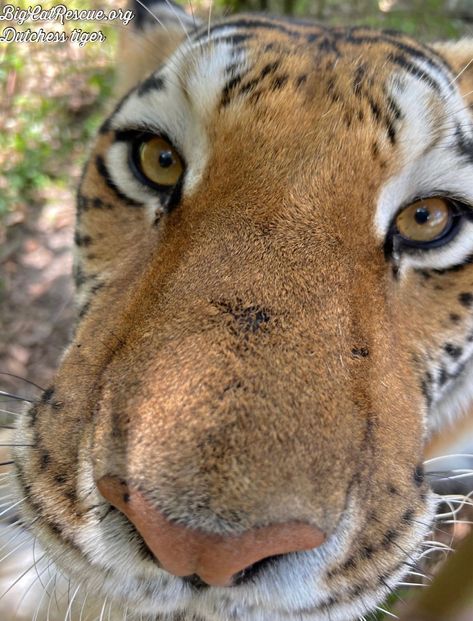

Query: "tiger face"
<box><xmin>12</xmin><ymin>8</ymin><xmax>473</xmax><ymax>621</ymax></box>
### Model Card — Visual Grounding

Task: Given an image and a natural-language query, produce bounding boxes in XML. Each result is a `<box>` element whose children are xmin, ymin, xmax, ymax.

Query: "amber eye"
<box><xmin>135</xmin><ymin>136</ymin><xmax>183</xmax><ymax>189</ymax></box>
<box><xmin>395</xmin><ymin>197</ymin><xmax>454</xmax><ymax>245</ymax></box>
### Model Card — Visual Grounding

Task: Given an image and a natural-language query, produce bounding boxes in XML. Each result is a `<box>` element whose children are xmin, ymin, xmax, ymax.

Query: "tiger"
<box><xmin>10</xmin><ymin>0</ymin><xmax>473</xmax><ymax>619</ymax></box>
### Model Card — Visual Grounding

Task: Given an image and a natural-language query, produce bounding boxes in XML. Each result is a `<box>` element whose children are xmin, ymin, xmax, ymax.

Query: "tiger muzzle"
<box><xmin>97</xmin><ymin>475</ymin><xmax>325</xmax><ymax>587</ymax></box>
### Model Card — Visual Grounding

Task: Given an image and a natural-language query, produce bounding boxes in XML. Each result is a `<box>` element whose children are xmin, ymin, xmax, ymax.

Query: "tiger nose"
<box><xmin>97</xmin><ymin>476</ymin><xmax>325</xmax><ymax>587</ymax></box>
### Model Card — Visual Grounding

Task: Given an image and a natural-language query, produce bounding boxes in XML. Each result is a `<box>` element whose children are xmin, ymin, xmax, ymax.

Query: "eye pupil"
<box><xmin>135</xmin><ymin>136</ymin><xmax>183</xmax><ymax>189</ymax></box>
<box><xmin>414</xmin><ymin>206</ymin><xmax>430</xmax><ymax>225</ymax></box>
<box><xmin>159</xmin><ymin>151</ymin><xmax>174</xmax><ymax>168</ymax></box>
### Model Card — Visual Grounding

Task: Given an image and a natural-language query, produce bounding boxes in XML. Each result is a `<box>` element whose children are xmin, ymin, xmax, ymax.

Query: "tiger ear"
<box><xmin>115</xmin><ymin>0</ymin><xmax>200</xmax><ymax>97</ymax></box>
<box><xmin>432</xmin><ymin>40</ymin><xmax>473</xmax><ymax>104</ymax></box>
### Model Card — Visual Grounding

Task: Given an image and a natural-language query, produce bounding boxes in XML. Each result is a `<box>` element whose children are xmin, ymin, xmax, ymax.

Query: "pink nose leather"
<box><xmin>97</xmin><ymin>476</ymin><xmax>325</xmax><ymax>587</ymax></box>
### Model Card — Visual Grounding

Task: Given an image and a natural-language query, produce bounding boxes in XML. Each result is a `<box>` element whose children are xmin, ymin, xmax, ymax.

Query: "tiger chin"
<box><xmin>12</xmin><ymin>1</ymin><xmax>473</xmax><ymax>620</ymax></box>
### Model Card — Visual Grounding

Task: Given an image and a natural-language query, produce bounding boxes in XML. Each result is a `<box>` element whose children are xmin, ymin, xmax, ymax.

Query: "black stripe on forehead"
<box><xmin>194</xmin><ymin>20</ymin><xmax>452</xmax><ymax>94</ymax></box>
<box><xmin>455</xmin><ymin>123</ymin><xmax>473</xmax><ymax>164</ymax></box>
<box><xmin>100</xmin><ymin>77</ymin><xmax>165</xmax><ymax>136</ymax></box>
<box><xmin>387</xmin><ymin>53</ymin><xmax>442</xmax><ymax>94</ymax></box>
<box><xmin>210</xmin><ymin>33</ymin><xmax>255</xmax><ymax>46</ymax></box>
<box><xmin>194</xmin><ymin>17</ymin><xmax>320</xmax><ymax>42</ymax></box>
<box><xmin>340</xmin><ymin>27</ymin><xmax>452</xmax><ymax>70</ymax></box>
<box><xmin>340</xmin><ymin>32</ymin><xmax>453</xmax><ymax>90</ymax></box>
<box><xmin>386</xmin><ymin>33</ymin><xmax>453</xmax><ymax>76</ymax></box>
<box><xmin>137</xmin><ymin>74</ymin><xmax>165</xmax><ymax>97</ymax></box>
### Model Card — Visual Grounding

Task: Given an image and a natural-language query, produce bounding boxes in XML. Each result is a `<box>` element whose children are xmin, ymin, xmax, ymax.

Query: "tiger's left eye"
<box><xmin>395</xmin><ymin>197</ymin><xmax>454</xmax><ymax>246</ymax></box>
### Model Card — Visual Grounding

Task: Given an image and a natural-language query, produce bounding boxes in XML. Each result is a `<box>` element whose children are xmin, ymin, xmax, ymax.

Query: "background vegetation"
<box><xmin>0</xmin><ymin>0</ymin><xmax>117</xmax><ymax>231</ymax></box>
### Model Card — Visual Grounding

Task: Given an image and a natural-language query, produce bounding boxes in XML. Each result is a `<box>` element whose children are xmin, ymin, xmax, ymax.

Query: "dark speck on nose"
<box><xmin>213</xmin><ymin>299</ymin><xmax>271</xmax><ymax>334</ymax></box>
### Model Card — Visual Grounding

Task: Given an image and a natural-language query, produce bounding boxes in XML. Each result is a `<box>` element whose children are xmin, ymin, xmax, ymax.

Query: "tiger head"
<box><xmin>13</xmin><ymin>5</ymin><xmax>473</xmax><ymax>620</ymax></box>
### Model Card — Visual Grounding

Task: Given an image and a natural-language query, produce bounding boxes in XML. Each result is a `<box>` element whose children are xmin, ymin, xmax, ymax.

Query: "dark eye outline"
<box><xmin>384</xmin><ymin>196</ymin><xmax>472</xmax><ymax>257</ymax></box>
<box><xmin>127</xmin><ymin>130</ymin><xmax>185</xmax><ymax>210</ymax></box>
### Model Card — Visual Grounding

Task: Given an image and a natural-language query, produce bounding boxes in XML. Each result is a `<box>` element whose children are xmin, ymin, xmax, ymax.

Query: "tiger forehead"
<box><xmin>105</xmin><ymin>15</ymin><xmax>469</xmax><ymax>210</ymax></box>
<box><xmin>107</xmin><ymin>18</ymin><xmax>458</xmax><ymax>153</ymax></box>
<box><xmin>179</xmin><ymin>18</ymin><xmax>455</xmax><ymax>107</ymax></box>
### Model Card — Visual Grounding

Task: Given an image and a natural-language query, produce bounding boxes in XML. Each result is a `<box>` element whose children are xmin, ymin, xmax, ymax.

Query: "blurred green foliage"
<box><xmin>0</xmin><ymin>0</ymin><xmax>117</xmax><ymax>226</ymax></box>
<box><xmin>211</xmin><ymin>0</ymin><xmax>470</xmax><ymax>38</ymax></box>
<box><xmin>2</xmin><ymin>51</ymin><xmax>52</xmax><ymax>219</ymax></box>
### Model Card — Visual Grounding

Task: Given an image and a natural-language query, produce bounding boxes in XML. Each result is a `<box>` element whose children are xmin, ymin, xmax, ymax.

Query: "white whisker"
<box><xmin>449</xmin><ymin>55</ymin><xmax>473</xmax><ymax>86</ymax></box>
<box><xmin>133</xmin><ymin>0</ymin><xmax>169</xmax><ymax>33</ymax></box>
<box><xmin>376</xmin><ymin>605</ymin><xmax>398</xmax><ymax>619</ymax></box>
<box><xmin>424</xmin><ymin>453</ymin><xmax>473</xmax><ymax>465</ymax></box>
<box><xmin>46</xmin><ymin>572</ymin><xmax>59</xmax><ymax>621</ymax></box>
<box><xmin>207</xmin><ymin>0</ymin><xmax>212</xmax><ymax>41</ymax></box>
<box><xmin>430</xmin><ymin>471</ymin><xmax>473</xmax><ymax>482</ymax></box>
<box><xmin>0</xmin><ymin>494</ymin><xmax>21</xmax><ymax>509</ymax></box>
<box><xmin>14</xmin><ymin>549</ymin><xmax>51</xmax><ymax>617</ymax></box>
<box><xmin>435</xmin><ymin>493</ymin><xmax>473</xmax><ymax>518</ymax></box>
<box><xmin>163</xmin><ymin>0</ymin><xmax>193</xmax><ymax>46</ymax></box>
<box><xmin>0</xmin><ymin>534</ymin><xmax>32</xmax><ymax>564</ymax></box>
<box><xmin>405</xmin><ymin>570</ymin><xmax>431</xmax><ymax>581</ymax></box>
<box><xmin>418</xmin><ymin>547</ymin><xmax>450</xmax><ymax>560</ymax></box>
<box><xmin>0</xmin><ymin>496</ymin><xmax>25</xmax><ymax>516</ymax></box>
<box><xmin>0</xmin><ymin>523</ymin><xmax>30</xmax><ymax>556</ymax></box>
<box><xmin>64</xmin><ymin>582</ymin><xmax>82</xmax><ymax>621</ymax></box>
<box><xmin>397</xmin><ymin>581</ymin><xmax>428</xmax><ymax>587</ymax></box>
<box><xmin>112</xmin><ymin>13</ymin><xmax>193</xmax><ymax>97</ymax></box>
<box><xmin>32</xmin><ymin>573</ymin><xmax>56</xmax><ymax>621</ymax></box>
<box><xmin>0</xmin><ymin>552</ymin><xmax>47</xmax><ymax>602</ymax></box>
<box><xmin>0</xmin><ymin>407</ymin><xmax>24</xmax><ymax>416</ymax></box>
<box><xmin>422</xmin><ymin>539</ymin><xmax>453</xmax><ymax>550</ymax></box>
<box><xmin>98</xmin><ymin>597</ymin><xmax>109</xmax><ymax>621</ymax></box>
<box><xmin>79</xmin><ymin>590</ymin><xmax>90</xmax><ymax>621</ymax></box>
<box><xmin>0</xmin><ymin>390</ymin><xmax>36</xmax><ymax>403</ymax></box>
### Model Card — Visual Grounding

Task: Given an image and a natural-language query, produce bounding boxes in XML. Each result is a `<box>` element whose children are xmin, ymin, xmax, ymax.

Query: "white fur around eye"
<box><xmin>106</xmin><ymin>142</ymin><xmax>164</xmax><ymax>217</ymax></box>
<box><xmin>375</xmin><ymin>62</ymin><xmax>473</xmax><ymax>274</ymax></box>
<box><xmin>396</xmin><ymin>219</ymin><xmax>473</xmax><ymax>273</ymax></box>
<box><xmin>106</xmin><ymin>31</ymin><xmax>251</xmax><ymax>205</ymax></box>
<box><xmin>376</xmin><ymin>157</ymin><xmax>473</xmax><ymax>273</ymax></box>
<box><xmin>375</xmin><ymin>159</ymin><xmax>473</xmax><ymax>274</ymax></box>
<box><xmin>376</xmin><ymin>162</ymin><xmax>473</xmax><ymax>244</ymax></box>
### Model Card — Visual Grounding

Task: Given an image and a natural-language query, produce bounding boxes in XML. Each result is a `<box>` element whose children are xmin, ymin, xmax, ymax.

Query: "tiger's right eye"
<box><xmin>133</xmin><ymin>136</ymin><xmax>184</xmax><ymax>190</ymax></box>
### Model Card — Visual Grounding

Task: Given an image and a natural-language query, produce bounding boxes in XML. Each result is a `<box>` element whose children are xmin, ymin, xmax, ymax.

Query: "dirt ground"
<box><xmin>0</xmin><ymin>177</ymin><xmax>77</xmax><ymax>403</ymax></box>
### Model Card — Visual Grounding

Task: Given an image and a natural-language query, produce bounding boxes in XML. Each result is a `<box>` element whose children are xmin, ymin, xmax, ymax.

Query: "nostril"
<box><xmin>183</xmin><ymin>555</ymin><xmax>280</xmax><ymax>588</ymax></box>
<box><xmin>232</xmin><ymin>554</ymin><xmax>282</xmax><ymax>586</ymax></box>
<box><xmin>182</xmin><ymin>574</ymin><xmax>210</xmax><ymax>591</ymax></box>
